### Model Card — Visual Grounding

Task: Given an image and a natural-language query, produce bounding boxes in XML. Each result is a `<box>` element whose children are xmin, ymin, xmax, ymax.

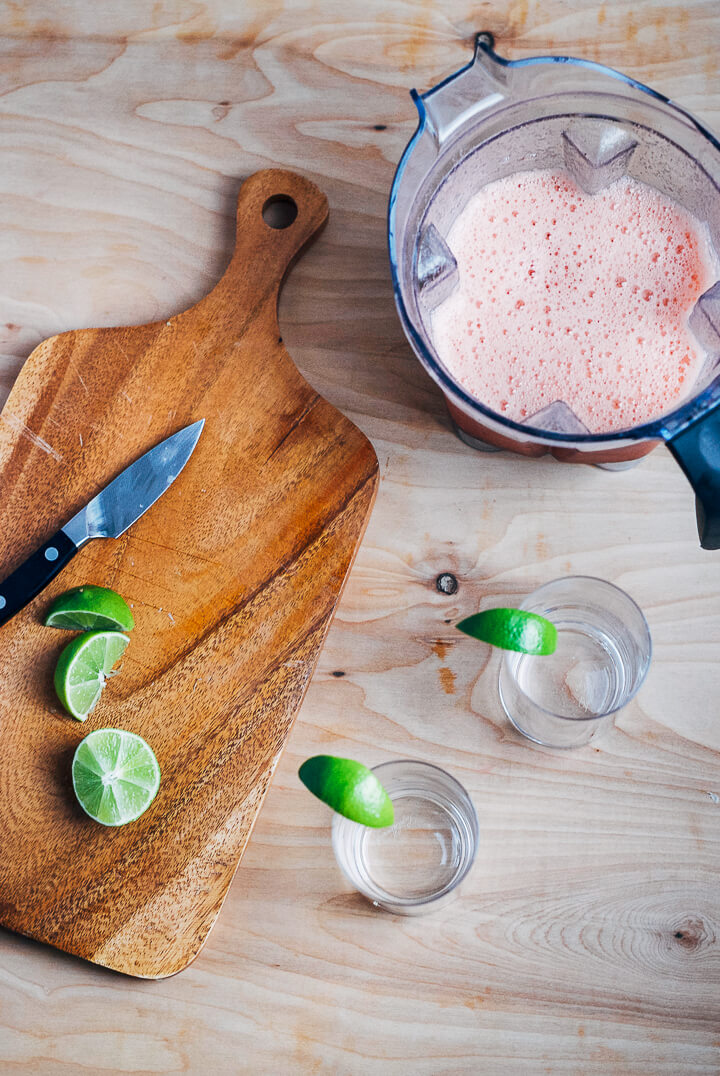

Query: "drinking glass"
<box><xmin>331</xmin><ymin>760</ymin><xmax>478</xmax><ymax>915</ymax></box>
<box><xmin>498</xmin><ymin>576</ymin><xmax>651</xmax><ymax>748</ymax></box>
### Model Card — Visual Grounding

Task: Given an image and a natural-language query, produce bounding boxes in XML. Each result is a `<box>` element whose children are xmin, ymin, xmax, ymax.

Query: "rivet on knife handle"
<box><xmin>0</xmin><ymin>529</ymin><xmax>78</xmax><ymax>626</ymax></box>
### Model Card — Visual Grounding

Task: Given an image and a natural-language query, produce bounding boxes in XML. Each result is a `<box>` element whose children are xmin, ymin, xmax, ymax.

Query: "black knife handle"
<box><xmin>0</xmin><ymin>528</ymin><xmax>78</xmax><ymax>628</ymax></box>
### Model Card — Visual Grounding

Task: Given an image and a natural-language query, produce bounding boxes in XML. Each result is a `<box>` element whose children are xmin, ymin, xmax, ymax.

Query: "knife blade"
<box><xmin>0</xmin><ymin>419</ymin><xmax>204</xmax><ymax>628</ymax></box>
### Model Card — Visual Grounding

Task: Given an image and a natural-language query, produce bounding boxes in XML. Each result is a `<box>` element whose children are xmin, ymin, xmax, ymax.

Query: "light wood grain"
<box><xmin>0</xmin><ymin>0</ymin><xmax>719</xmax><ymax>1070</ymax></box>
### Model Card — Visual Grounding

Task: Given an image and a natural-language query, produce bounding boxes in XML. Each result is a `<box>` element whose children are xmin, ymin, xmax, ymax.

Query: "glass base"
<box><xmin>331</xmin><ymin>760</ymin><xmax>478</xmax><ymax>915</ymax></box>
<box><xmin>499</xmin><ymin>668</ymin><xmax>613</xmax><ymax>748</ymax></box>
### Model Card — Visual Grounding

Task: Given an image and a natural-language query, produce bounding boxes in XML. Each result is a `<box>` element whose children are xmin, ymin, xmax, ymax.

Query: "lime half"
<box><xmin>299</xmin><ymin>755</ymin><xmax>394</xmax><ymax>827</ymax></box>
<box><xmin>45</xmin><ymin>585</ymin><xmax>134</xmax><ymax>632</ymax></box>
<box><xmin>456</xmin><ymin>608</ymin><xmax>557</xmax><ymax>655</ymax></box>
<box><xmin>54</xmin><ymin>630</ymin><xmax>130</xmax><ymax>720</ymax></box>
<box><xmin>72</xmin><ymin>728</ymin><xmax>160</xmax><ymax>826</ymax></box>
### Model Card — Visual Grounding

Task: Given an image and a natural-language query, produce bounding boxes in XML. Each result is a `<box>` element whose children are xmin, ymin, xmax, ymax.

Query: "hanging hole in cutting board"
<box><xmin>262</xmin><ymin>195</ymin><xmax>298</xmax><ymax>230</ymax></box>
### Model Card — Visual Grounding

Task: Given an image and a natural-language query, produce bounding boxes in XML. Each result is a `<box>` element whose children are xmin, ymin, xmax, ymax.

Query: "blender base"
<box><xmin>453</xmin><ymin>425</ymin><xmax>502</xmax><ymax>453</ymax></box>
<box><xmin>451</xmin><ymin>422</ymin><xmax>642</xmax><ymax>470</ymax></box>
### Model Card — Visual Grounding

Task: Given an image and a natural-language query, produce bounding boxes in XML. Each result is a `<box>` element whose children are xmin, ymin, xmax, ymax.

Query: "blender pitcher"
<box><xmin>388</xmin><ymin>33</ymin><xmax>720</xmax><ymax>548</ymax></box>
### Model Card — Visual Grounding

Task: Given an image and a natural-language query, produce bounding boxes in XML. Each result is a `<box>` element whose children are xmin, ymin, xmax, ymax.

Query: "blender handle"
<box><xmin>667</xmin><ymin>405</ymin><xmax>720</xmax><ymax>549</ymax></box>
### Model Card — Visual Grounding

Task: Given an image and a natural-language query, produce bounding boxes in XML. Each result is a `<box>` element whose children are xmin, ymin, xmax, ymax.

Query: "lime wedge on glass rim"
<box><xmin>298</xmin><ymin>755</ymin><xmax>394</xmax><ymax>827</ymax></box>
<box><xmin>72</xmin><ymin>728</ymin><xmax>160</xmax><ymax>826</ymax></box>
<box><xmin>54</xmin><ymin>630</ymin><xmax>130</xmax><ymax>720</ymax></box>
<box><xmin>45</xmin><ymin>585</ymin><xmax>134</xmax><ymax>632</ymax></box>
<box><xmin>456</xmin><ymin>608</ymin><xmax>558</xmax><ymax>655</ymax></box>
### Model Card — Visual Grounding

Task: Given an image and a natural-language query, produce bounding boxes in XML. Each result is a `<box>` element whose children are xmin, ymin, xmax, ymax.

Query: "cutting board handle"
<box><xmin>209</xmin><ymin>169</ymin><xmax>329</xmax><ymax>336</ymax></box>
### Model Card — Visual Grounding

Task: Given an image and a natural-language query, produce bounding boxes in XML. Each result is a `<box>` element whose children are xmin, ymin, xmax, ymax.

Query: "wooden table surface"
<box><xmin>1</xmin><ymin>1</ymin><xmax>719</xmax><ymax>1072</ymax></box>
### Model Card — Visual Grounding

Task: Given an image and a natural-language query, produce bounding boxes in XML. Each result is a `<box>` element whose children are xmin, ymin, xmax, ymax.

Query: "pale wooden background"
<box><xmin>1</xmin><ymin>1</ymin><xmax>720</xmax><ymax>1073</ymax></box>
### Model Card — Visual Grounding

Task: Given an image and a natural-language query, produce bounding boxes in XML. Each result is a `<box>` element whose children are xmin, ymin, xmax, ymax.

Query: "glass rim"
<box><xmin>501</xmin><ymin>574</ymin><xmax>652</xmax><ymax>723</ymax></box>
<box><xmin>331</xmin><ymin>758</ymin><xmax>479</xmax><ymax>908</ymax></box>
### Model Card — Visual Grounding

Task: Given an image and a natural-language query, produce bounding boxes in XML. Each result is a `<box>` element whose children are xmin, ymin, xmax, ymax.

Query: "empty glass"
<box><xmin>331</xmin><ymin>760</ymin><xmax>478</xmax><ymax>914</ymax></box>
<box><xmin>498</xmin><ymin>576</ymin><xmax>652</xmax><ymax>747</ymax></box>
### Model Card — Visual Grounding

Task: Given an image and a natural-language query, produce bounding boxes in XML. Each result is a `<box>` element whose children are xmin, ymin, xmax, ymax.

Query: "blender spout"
<box><xmin>472</xmin><ymin>31</ymin><xmax>505</xmax><ymax>71</ymax></box>
<box><xmin>417</xmin><ymin>30</ymin><xmax>509</xmax><ymax>147</ymax></box>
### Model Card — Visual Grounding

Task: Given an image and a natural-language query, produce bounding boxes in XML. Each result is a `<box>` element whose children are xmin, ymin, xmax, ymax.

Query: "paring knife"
<box><xmin>0</xmin><ymin>419</ymin><xmax>204</xmax><ymax>628</ymax></box>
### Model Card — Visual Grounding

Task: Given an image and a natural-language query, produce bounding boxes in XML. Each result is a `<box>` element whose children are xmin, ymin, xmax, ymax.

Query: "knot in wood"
<box><xmin>436</xmin><ymin>572</ymin><xmax>459</xmax><ymax>595</ymax></box>
<box><xmin>672</xmin><ymin>918</ymin><xmax>708</xmax><ymax>951</ymax></box>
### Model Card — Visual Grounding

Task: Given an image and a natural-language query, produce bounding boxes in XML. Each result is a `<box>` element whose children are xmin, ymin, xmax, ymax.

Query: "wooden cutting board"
<box><xmin>0</xmin><ymin>170</ymin><xmax>378</xmax><ymax>978</ymax></box>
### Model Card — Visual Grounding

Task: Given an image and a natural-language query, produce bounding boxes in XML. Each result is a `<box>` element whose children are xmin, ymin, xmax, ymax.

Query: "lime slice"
<box><xmin>298</xmin><ymin>755</ymin><xmax>394</xmax><ymax>827</ymax></box>
<box><xmin>45</xmin><ymin>585</ymin><xmax>134</xmax><ymax>632</ymax></box>
<box><xmin>54</xmin><ymin>630</ymin><xmax>130</xmax><ymax>720</ymax></box>
<box><xmin>456</xmin><ymin>608</ymin><xmax>557</xmax><ymax>655</ymax></box>
<box><xmin>72</xmin><ymin>728</ymin><xmax>160</xmax><ymax>826</ymax></box>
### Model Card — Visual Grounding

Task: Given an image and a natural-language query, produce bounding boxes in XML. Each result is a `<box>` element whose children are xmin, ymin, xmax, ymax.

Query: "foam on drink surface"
<box><xmin>430</xmin><ymin>171</ymin><xmax>718</xmax><ymax>433</ymax></box>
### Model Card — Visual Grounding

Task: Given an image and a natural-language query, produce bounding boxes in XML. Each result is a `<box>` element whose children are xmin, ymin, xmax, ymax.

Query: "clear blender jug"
<box><xmin>389</xmin><ymin>33</ymin><xmax>720</xmax><ymax>548</ymax></box>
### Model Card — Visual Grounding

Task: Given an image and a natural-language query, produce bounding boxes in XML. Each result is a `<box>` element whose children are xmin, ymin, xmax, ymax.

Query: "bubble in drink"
<box><xmin>430</xmin><ymin>170</ymin><xmax>718</xmax><ymax>433</ymax></box>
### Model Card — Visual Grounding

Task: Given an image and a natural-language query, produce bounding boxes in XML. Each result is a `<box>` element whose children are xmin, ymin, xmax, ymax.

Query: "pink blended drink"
<box><xmin>430</xmin><ymin>171</ymin><xmax>718</xmax><ymax>433</ymax></box>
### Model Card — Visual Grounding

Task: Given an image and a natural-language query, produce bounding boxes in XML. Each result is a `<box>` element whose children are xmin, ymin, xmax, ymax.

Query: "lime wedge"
<box><xmin>72</xmin><ymin>728</ymin><xmax>160</xmax><ymax>826</ymax></box>
<box><xmin>45</xmin><ymin>585</ymin><xmax>134</xmax><ymax>632</ymax></box>
<box><xmin>298</xmin><ymin>755</ymin><xmax>394</xmax><ymax>827</ymax></box>
<box><xmin>54</xmin><ymin>630</ymin><xmax>130</xmax><ymax>720</ymax></box>
<box><xmin>456</xmin><ymin>608</ymin><xmax>557</xmax><ymax>655</ymax></box>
